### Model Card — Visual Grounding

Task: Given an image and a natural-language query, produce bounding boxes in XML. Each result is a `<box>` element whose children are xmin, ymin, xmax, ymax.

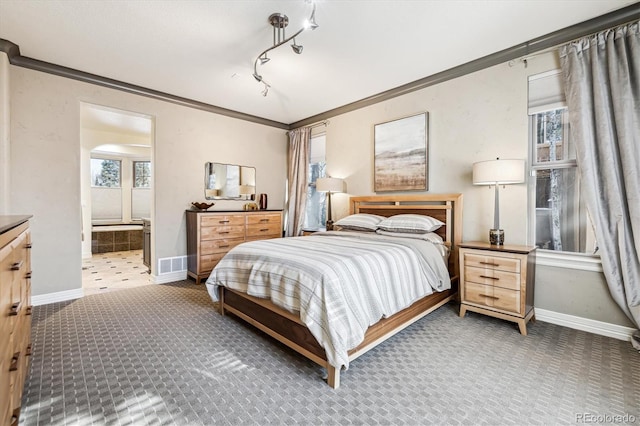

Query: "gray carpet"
<box><xmin>20</xmin><ymin>281</ymin><xmax>639</xmax><ymax>425</ymax></box>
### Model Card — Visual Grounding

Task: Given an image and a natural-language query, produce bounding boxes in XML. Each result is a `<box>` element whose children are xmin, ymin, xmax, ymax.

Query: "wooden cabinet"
<box><xmin>186</xmin><ymin>210</ymin><xmax>282</xmax><ymax>284</ymax></box>
<box><xmin>458</xmin><ymin>242</ymin><xmax>536</xmax><ymax>335</ymax></box>
<box><xmin>0</xmin><ymin>216</ymin><xmax>32</xmax><ymax>426</ymax></box>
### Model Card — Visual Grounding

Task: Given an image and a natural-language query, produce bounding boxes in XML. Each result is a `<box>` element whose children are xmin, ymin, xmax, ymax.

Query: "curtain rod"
<box><xmin>306</xmin><ymin>120</ymin><xmax>329</xmax><ymax>130</ymax></box>
<box><xmin>516</xmin><ymin>17</ymin><xmax>638</xmax><ymax>66</ymax></box>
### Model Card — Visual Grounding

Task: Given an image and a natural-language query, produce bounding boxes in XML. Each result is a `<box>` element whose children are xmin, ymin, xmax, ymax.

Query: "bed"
<box><xmin>205</xmin><ymin>194</ymin><xmax>463</xmax><ymax>388</ymax></box>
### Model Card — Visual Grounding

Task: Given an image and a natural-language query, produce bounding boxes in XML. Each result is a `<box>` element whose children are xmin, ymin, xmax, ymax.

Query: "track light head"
<box><xmin>291</xmin><ymin>40</ymin><xmax>303</xmax><ymax>54</ymax></box>
<box><xmin>259</xmin><ymin>55</ymin><xmax>270</xmax><ymax>65</ymax></box>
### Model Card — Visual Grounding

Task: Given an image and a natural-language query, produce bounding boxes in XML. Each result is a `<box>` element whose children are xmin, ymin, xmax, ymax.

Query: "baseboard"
<box><xmin>535</xmin><ymin>308</ymin><xmax>636</xmax><ymax>341</ymax></box>
<box><xmin>151</xmin><ymin>271</ymin><xmax>188</xmax><ymax>284</ymax></box>
<box><xmin>32</xmin><ymin>288</ymin><xmax>85</xmax><ymax>306</ymax></box>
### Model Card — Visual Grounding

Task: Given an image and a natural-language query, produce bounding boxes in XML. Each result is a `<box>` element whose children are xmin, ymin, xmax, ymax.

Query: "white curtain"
<box><xmin>560</xmin><ymin>21</ymin><xmax>640</xmax><ymax>348</ymax></box>
<box><xmin>285</xmin><ymin>127</ymin><xmax>311</xmax><ymax>237</ymax></box>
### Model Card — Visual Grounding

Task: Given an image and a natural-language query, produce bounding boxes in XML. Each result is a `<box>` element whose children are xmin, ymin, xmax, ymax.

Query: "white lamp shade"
<box><xmin>472</xmin><ymin>159</ymin><xmax>525</xmax><ymax>185</ymax></box>
<box><xmin>316</xmin><ymin>177</ymin><xmax>344</xmax><ymax>193</ymax></box>
<box><xmin>239</xmin><ymin>184</ymin><xmax>255</xmax><ymax>195</ymax></box>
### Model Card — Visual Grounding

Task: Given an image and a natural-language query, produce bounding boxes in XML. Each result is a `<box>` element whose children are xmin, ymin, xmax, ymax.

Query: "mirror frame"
<box><xmin>204</xmin><ymin>162</ymin><xmax>256</xmax><ymax>200</ymax></box>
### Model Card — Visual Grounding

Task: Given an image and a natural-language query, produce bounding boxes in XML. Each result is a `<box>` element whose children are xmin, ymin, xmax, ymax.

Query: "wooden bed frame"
<box><xmin>218</xmin><ymin>194</ymin><xmax>463</xmax><ymax>388</ymax></box>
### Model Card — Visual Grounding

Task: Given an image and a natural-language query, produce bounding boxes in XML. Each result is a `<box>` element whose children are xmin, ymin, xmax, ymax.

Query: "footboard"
<box><xmin>219</xmin><ymin>285</ymin><xmax>456</xmax><ymax>388</ymax></box>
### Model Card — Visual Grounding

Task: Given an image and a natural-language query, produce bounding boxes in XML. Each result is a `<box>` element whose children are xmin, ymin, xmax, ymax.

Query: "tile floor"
<box><xmin>82</xmin><ymin>249</ymin><xmax>151</xmax><ymax>296</ymax></box>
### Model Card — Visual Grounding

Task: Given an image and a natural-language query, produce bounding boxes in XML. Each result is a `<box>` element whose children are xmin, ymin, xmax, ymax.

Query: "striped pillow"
<box><xmin>377</xmin><ymin>214</ymin><xmax>444</xmax><ymax>234</ymax></box>
<box><xmin>334</xmin><ymin>214</ymin><xmax>387</xmax><ymax>232</ymax></box>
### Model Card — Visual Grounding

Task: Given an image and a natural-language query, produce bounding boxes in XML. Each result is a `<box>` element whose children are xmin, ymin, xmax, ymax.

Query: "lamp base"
<box><xmin>326</xmin><ymin>220</ymin><xmax>334</xmax><ymax>231</ymax></box>
<box><xmin>489</xmin><ymin>229</ymin><xmax>504</xmax><ymax>246</ymax></box>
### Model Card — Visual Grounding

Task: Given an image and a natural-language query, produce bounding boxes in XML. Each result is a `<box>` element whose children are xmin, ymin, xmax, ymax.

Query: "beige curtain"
<box><xmin>560</xmin><ymin>21</ymin><xmax>640</xmax><ymax>349</ymax></box>
<box><xmin>285</xmin><ymin>127</ymin><xmax>311</xmax><ymax>237</ymax></box>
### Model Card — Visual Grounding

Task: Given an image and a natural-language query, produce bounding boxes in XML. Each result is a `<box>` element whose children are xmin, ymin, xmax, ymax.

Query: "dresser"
<box><xmin>186</xmin><ymin>210</ymin><xmax>283</xmax><ymax>284</ymax></box>
<box><xmin>0</xmin><ymin>216</ymin><xmax>32</xmax><ymax>426</ymax></box>
<box><xmin>458</xmin><ymin>242</ymin><xmax>536</xmax><ymax>335</ymax></box>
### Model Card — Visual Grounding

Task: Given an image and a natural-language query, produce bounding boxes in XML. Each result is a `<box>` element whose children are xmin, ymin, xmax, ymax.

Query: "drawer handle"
<box><xmin>259</xmin><ymin>218</ymin><xmax>269</xmax><ymax>223</ymax></box>
<box><xmin>480</xmin><ymin>294</ymin><xmax>499</xmax><ymax>300</ymax></box>
<box><xmin>26</xmin><ymin>243</ymin><xmax>32</xmax><ymax>249</ymax></box>
<box><xmin>26</xmin><ymin>271</ymin><xmax>32</xmax><ymax>279</ymax></box>
<box><xmin>479</xmin><ymin>275</ymin><xmax>499</xmax><ymax>281</ymax></box>
<box><xmin>260</xmin><ymin>228</ymin><xmax>269</xmax><ymax>232</ymax></box>
<box><xmin>219</xmin><ymin>231</ymin><xmax>229</xmax><ymax>234</ymax></box>
<box><xmin>26</xmin><ymin>305</ymin><xmax>33</xmax><ymax>316</ymax></box>
<box><xmin>218</xmin><ymin>220</ymin><xmax>230</xmax><ymax>224</ymax></box>
<box><xmin>9</xmin><ymin>351</ymin><xmax>20</xmax><ymax>371</ymax></box>
<box><xmin>11</xmin><ymin>407</ymin><xmax>21</xmax><ymax>426</ymax></box>
<box><xmin>218</xmin><ymin>245</ymin><xmax>230</xmax><ymax>249</ymax></box>
<box><xmin>9</xmin><ymin>302</ymin><xmax>21</xmax><ymax>316</ymax></box>
<box><xmin>11</xmin><ymin>260</ymin><xmax>24</xmax><ymax>271</ymax></box>
<box><xmin>479</xmin><ymin>261</ymin><xmax>499</xmax><ymax>267</ymax></box>
<box><xmin>26</xmin><ymin>344</ymin><xmax>32</xmax><ymax>356</ymax></box>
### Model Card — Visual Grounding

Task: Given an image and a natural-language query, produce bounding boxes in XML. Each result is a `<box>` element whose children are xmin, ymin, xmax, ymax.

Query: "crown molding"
<box><xmin>0</xmin><ymin>39</ymin><xmax>290</xmax><ymax>130</ymax></box>
<box><xmin>2</xmin><ymin>2</ymin><xmax>638</xmax><ymax>130</ymax></box>
<box><xmin>290</xmin><ymin>2</ymin><xmax>640</xmax><ymax>128</ymax></box>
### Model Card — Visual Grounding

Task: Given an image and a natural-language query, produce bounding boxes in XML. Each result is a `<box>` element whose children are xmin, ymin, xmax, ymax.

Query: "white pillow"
<box><xmin>376</xmin><ymin>229</ymin><xmax>444</xmax><ymax>244</ymax></box>
<box><xmin>334</xmin><ymin>213</ymin><xmax>387</xmax><ymax>232</ymax></box>
<box><xmin>376</xmin><ymin>214</ymin><xmax>444</xmax><ymax>234</ymax></box>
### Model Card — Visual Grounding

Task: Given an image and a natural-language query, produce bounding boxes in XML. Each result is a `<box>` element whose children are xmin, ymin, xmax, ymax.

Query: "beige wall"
<box><xmin>9</xmin><ymin>66</ymin><xmax>287</xmax><ymax>296</ymax></box>
<box><xmin>0</xmin><ymin>53</ymin><xmax>9</xmax><ymax>214</ymax></box>
<box><xmin>322</xmin><ymin>53</ymin><xmax>632</xmax><ymax>328</ymax></box>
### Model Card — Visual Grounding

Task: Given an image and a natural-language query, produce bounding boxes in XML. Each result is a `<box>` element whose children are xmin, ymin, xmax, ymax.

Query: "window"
<box><xmin>133</xmin><ymin>161</ymin><xmax>151</xmax><ymax>188</ymax></box>
<box><xmin>91</xmin><ymin>158</ymin><xmax>121</xmax><ymax>188</ymax></box>
<box><xmin>528</xmin><ymin>71</ymin><xmax>595</xmax><ymax>254</ymax></box>
<box><xmin>303</xmin><ymin>134</ymin><xmax>327</xmax><ymax>230</ymax></box>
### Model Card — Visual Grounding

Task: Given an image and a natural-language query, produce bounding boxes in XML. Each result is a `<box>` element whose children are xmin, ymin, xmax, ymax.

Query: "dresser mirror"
<box><xmin>205</xmin><ymin>162</ymin><xmax>256</xmax><ymax>200</ymax></box>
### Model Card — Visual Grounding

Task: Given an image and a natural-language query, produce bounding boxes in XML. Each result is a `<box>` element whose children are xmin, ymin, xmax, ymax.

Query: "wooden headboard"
<box><xmin>350</xmin><ymin>194</ymin><xmax>463</xmax><ymax>280</ymax></box>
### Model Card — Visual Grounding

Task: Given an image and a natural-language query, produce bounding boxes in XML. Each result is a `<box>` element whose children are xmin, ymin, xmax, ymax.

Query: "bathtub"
<box><xmin>91</xmin><ymin>224</ymin><xmax>144</xmax><ymax>254</ymax></box>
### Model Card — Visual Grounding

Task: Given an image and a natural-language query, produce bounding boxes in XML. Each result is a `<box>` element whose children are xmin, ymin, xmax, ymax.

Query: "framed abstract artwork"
<box><xmin>374</xmin><ymin>112</ymin><xmax>428</xmax><ymax>192</ymax></box>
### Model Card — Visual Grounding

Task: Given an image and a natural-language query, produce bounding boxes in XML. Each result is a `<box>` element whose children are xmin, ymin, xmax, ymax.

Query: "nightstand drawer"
<box><xmin>464</xmin><ymin>266</ymin><xmax>520</xmax><ymax>290</ymax></box>
<box><xmin>464</xmin><ymin>253</ymin><xmax>520</xmax><ymax>273</ymax></box>
<box><xmin>465</xmin><ymin>281</ymin><xmax>521</xmax><ymax>314</ymax></box>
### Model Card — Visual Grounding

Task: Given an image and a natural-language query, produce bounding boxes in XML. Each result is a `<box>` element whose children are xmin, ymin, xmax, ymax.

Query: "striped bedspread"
<box><xmin>205</xmin><ymin>231</ymin><xmax>451</xmax><ymax>370</ymax></box>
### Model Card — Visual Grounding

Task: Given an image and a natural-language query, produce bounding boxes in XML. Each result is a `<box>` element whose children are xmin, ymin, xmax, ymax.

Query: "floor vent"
<box><xmin>158</xmin><ymin>256</ymin><xmax>187</xmax><ymax>275</ymax></box>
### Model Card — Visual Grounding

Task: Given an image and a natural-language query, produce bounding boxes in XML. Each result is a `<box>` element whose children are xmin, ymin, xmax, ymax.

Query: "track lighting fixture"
<box><xmin>252</xmin><ymin>0</ymin><xmax>318</xmax><ymax>96</ymax></box>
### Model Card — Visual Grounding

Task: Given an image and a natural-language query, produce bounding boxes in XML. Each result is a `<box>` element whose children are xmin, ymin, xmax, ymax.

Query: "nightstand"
<box><xmin>459</xmin><ymin>242</ymin><xmax>536</xmax><ymax>335</ymax></box>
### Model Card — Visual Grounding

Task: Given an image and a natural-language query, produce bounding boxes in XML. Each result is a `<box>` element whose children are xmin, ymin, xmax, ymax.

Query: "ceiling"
<box><xmin>0</xmin><ymin>1</ymin><xmax>636</xmax><ymax>126</ymax></box>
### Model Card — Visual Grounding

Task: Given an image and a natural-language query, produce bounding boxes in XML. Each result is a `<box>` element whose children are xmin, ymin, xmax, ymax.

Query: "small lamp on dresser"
<box><xmin>316</xmin><ymin>177</ymin><xmax>344</xmax><ymax>230</ymax></box>
<box><xmin>472</xmin><ymin>158</ymin><xmax>525</xmax><ymax>245</ymax></box>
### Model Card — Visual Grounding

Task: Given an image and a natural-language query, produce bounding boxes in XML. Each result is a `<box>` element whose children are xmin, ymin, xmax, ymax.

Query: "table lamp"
<box><xmin>316</xmin><ymin>177</ymin><xmax>344</xmax><ymax>231</ymax></box>
<box><xmin>472</xmin><ymin>158</ymin><xmax>525</xmax><ymax>245</ymax></box>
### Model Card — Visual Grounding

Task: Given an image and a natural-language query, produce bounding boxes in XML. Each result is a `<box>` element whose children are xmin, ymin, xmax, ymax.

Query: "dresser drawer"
<box><xmin>464</xmin><ymin>253</ymin><xmax>520</xmax><ymax>273</ymax></box>
<box><xmin>200</xmin><ymin>253</ymin><xmax>226</xmax><ymax>272</ymax></box>
<box><xmin>200</xmin><ymin>238</ymin><xmax>244</xmax><ymax>255</ymax></box>
<box><xmin>464</xmin><ymin>266</ymin><xmax>520</xmax><ymax>291</ymax></box>
<box><xmin>201</xmin><ymin>225</ymin><xmax>245</xmax><ymax>241</ymax></box>
<box><xmin>246</xmin><ymin>223</ymin><xmax>281</xmax><ymax>239</ymax></box>
<box><xmin>246</xmin><ymin>214</ymin><xmax>281</xmax><ymax>226</ymax></box>
<box><xmin>200</xmin><ymin>215</ymin><xmax>245</xmax><ymax>227</ymax></box>
<box><xmin>465</xmin><ymin>281</ymin><xmax>521</xmax><ymax>314</ymax></box>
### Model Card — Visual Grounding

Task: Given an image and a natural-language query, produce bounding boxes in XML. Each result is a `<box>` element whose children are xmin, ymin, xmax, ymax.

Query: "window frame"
<box><xmin>303</xmin><ymin>133</ymin><xmax>327</xmax><ymax>232</ymax></box>
<box><xmin>133</xmin><ymin>160</ymin><xmax>151</xmax><ymax>188</ymax></box>
<box><xmin>527</xmin><ymin>108</ymin><xmax>600</xmax><ymax>270</ymax></box>
<box><xmin>90</xmin><ymin>157</ymin><xmax>122</xmax><ymax>188</ymax></box>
